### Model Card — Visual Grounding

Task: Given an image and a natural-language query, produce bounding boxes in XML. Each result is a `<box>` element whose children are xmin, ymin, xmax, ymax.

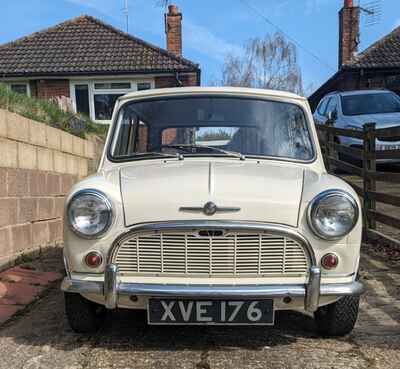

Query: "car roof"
<box><xmin>118</xmin><ymin>86</ymin><xmax>306</xmax><ymax>102</ymax></box>
<box><xmin>328</xmin><ymin>89</ymin><xmax>394</xmax><ymax>97</ymax></box>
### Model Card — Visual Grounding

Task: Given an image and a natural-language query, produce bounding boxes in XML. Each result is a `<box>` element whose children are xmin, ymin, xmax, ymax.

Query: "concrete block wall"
<box><xmin>0</xmin><ymin>109</ymin><xmax>102</xmax><ymax>270</ymax></box>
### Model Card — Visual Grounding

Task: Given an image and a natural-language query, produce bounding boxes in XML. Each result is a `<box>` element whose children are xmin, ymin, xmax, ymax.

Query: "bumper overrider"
<box><xmin>61</xmin><ymin>264</ymin><xmax>364</xmax><ymax>312</ymax></box>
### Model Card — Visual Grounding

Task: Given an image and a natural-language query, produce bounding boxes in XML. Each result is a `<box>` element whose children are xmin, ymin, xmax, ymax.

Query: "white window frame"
<box><xmin>8</xmin><ymin>82</ymin><xmax>31</xmax><ymax>97</ymax></box>
<box><xmin>70</xmin><ymin>79</ymin><xmax>155</xmax><ymax>124</ymax></box>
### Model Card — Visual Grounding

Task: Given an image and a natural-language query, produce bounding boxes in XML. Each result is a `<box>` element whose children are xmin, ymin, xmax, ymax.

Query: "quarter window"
<box><xmin>317</xmin><ymin>98</ymin><xmax>328</xmax><ymax>115</ymax></box>
<box><xmin>325</xmin><ymin>97</ymin><xmax>337</xmax><ymax>117</ymax></box>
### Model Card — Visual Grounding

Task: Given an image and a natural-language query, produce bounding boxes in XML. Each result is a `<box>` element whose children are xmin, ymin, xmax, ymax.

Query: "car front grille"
<box><xmin>112</xmin><ymin>231</ymin><xmax>309</xmax><ymax>277</ymax></box>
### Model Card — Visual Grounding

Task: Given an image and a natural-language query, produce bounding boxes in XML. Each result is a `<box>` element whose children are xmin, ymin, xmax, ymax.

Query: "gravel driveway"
<box><xmin>0</xmin><ymin>248</ymin><xmax>398</xmax><ymax>369</ymax></box>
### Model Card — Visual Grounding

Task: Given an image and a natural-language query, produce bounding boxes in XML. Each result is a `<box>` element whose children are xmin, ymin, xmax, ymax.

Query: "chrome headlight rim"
<box><xmin>67</xmin><ymin>189</ymin><xmax>113</xmax><ymax>239</ymax></box>
<box><xmin>307</xmin><ymin>189</ymin><xmax>359</xmax><ymax>241</ymax></box>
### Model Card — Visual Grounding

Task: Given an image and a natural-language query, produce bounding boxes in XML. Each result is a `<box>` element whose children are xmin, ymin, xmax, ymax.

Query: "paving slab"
<box><xmin>0</xmin><ymin>262</ymin><xmax>62</xmax><ymax>325</ymax></box>
<box><xmin>0</xmin><ymin>281</ymin><xmax>43</xmax><ymax>305</ymax></box>
<box><xmin>0</xmin><ymin>266</ymin><xmax>61</xmax><ymax>285</ymax></box>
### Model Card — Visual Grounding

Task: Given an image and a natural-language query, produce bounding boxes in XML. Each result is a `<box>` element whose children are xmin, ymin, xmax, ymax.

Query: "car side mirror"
<box><xmin>327</xmin><ymin>110</ymin><xmax>337</xmax><ymax>121</ymax></box>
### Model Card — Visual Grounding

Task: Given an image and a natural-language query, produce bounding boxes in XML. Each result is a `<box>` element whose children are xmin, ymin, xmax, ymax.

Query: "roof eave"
<box><xmin>0</xmin><ymin>68</ymin><xmax>200</xmax><ymax>79</ymax></box>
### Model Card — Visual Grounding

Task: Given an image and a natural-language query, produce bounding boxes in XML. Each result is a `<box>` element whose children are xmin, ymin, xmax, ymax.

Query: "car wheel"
<box><xmin>64</xmin><ymin>292</ymin><xmax>106</xmax><ymax>333</ymax></box>
<box><xmin>314</xmin><ymin>295</ymin><xmax>360</xmax><ymax>337</ymax></box>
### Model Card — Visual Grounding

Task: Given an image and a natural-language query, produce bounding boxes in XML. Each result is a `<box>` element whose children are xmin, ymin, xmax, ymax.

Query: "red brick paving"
<box><xmin>0</xmin><ymin>281</ymin><xmax>43</xmax><ymax>305</ymax></box>
<box><xmin>0</xmin><ymin>266</ymin><xmax>62</xmax><ymax>325</ymax></box>
<box><xmin>0</xmin><ymin>305</ymin><xmax>24</xmax><ymax>324</ymax></box>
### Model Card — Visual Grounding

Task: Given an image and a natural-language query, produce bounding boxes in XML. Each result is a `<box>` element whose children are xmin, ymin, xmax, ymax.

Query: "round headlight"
<box><xmin>68</xmin><ymin>190</ymin><xmax>112</xmax><ymax>238</ymax></box>
<box><xmin>308</xmin><ymin>190</ymin><xmax>358</xmax><ymax>240</ymax></box>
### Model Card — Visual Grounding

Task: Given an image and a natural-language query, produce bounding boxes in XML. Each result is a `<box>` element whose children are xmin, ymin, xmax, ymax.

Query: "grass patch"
<box><xmin>0</xmin><ymin>83</ymin><xmax>108</xmax><ymax>139</ymax></box>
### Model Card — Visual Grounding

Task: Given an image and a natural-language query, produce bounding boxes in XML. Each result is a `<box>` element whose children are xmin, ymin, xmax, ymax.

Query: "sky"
<box><xmin>1</xmin><ymin>0</ymin><xmax>400</xmax><ymax>95</ymax></box>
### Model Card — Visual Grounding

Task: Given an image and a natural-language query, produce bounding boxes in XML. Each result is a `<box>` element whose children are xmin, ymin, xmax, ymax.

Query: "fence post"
<box><xmin>325</xmin><ymin>120</ymin><xmax>334</xmax><ymax>173</ymax></box>
<box><xmin>363</xmin><ymin>123</ymin><xmax>376</xmax><ymax>234</ymax></box>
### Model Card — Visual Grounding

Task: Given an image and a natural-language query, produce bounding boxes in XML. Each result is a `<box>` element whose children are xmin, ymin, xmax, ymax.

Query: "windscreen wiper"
<box><xmin>163</xmin><ymin>144</ymin><xmax>246</xmax><ymax>161</ymax></box>
<box><xmin>120</xmin><ymin>152</ymin><xmax>184</xmax><ymax>160</ymax></box>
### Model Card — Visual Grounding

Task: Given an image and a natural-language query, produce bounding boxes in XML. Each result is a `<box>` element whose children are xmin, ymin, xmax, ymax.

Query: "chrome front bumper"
<box><xmin>61</xmin><ymin>264</ymin><xmax>365</xmax><ymax>312</ymax></box>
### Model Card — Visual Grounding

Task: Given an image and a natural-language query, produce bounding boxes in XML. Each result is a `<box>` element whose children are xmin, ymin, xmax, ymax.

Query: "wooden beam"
<box><xmin>367</xmin><ymin>210</ymin><xmax>400</xmax><ymax>229</ymax></box>
<box><xmin>366</xmin><ymin>229</ymin><xmax>400</xmax><ymax>251</ymax></box>
<box><xmin>366</xmin><ymin>191</ymin><xmax>400</xmax><ymax>207</ymax></box>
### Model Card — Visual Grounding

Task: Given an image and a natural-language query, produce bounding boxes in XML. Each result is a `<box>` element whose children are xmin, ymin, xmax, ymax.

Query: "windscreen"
<box><xmin>110</xmin><ymin>96</ymin><xmax>314</xmax><ymax>161</ymax></box>
<box><xmin>341</xmin><ymin>93</ymin><xmax>400</xmax><ymax>116</ymax></box>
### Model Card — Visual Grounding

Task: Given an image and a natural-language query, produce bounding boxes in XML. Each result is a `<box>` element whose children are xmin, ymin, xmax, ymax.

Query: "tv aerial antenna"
<box><xmin>123</xmin><ymin>0</ymin><xmax>129</xmax><ymax>32</ymax></box>
<box><xmin>360</xmin><ymin>0</ymin><xmax>382</xmax><ymax>27</ymax></box>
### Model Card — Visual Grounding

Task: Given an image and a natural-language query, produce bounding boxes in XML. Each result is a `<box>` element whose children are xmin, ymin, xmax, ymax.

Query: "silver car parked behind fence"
<box><xmin>313</xmin><ymin>90</ymin><xmax>400</xmax><ymax>163</ymax></box>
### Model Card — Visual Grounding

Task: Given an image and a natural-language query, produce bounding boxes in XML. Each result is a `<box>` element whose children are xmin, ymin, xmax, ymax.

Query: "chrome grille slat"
<box><xmin>114</xmin><ymin>231</ymin><xmax>309</xmax><ymax>276</ymax></box>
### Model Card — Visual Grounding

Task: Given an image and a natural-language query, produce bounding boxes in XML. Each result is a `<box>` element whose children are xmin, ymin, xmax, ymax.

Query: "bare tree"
<box><xmin>155</xmin><ymin>0</ymin><xmax>170</xmax><ymax>8</ymax></box>
<box><xmin>219</xmin><ymin>32</ymin><xmax>304</xmax><ymax>95</ymax></box>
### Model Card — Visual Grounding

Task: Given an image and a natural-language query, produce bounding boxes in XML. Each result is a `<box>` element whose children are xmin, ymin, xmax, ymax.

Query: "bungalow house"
<box><xmin>309</xmin><ymin>0</ymin><xmax>400</xmax><ymax>111</ymax></box>
<box><xmin>0</xmin><ymin>5</ymin><xmax>200</xmax><ymax>124</ymax></box>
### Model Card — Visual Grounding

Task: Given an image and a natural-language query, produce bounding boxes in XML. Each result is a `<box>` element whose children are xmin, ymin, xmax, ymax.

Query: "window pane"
<box><xmin>10</xmin><ymin>84</ymin><xmax>28</xmax><ymax>95</ymax></box>
<box><xmin>94</xmin><ymin>82</ymin><xmax>131</xmax><ymax>90</ymax></box>
<box><xmin>341</xmin><ymin>93</ymin><xmax>400</xmax><ymax>116</ymax></box>
<box><xmin>317</xmin><ymin>98</ymin><xmax>328</xmax><ymax>115</ymax></box>
<box><xmin>94</xmin><ymin>94</ymin><xmax>124</xmax><ymax>120</ymax></box>
<box><xmin>137</xmin><ymin>82</ymin><xmax>151</xmax><ymax>91</ymax></box>
<box><xmin>325</xmin><ymin>97</ymin><xmax>336</xmax><ymax>116</ymax></box>
<box><xmin>75</xmin><ymin>84</ymin><xmax>90</xmax><ymax>116</ymax></box>
<box><xmin>112</xmin><ymin>97</ymin><xmax>314</xmax><ymax>161</ymax></box>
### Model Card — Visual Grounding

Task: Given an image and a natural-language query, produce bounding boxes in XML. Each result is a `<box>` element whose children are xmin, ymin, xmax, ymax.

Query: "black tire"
<box><xmin>314</xmin><ymin>295</ymin><xmax>360</xmax><ymax>337</ymax></box>
<box><xmin>64</xmin><ymin>292</ymin><xmax>106</xmax><ymax>333</ymax></box>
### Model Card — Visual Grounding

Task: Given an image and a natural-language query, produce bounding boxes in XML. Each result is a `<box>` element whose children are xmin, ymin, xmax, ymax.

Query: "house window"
<box><xmin>94</xmin><ymin>94</ymin><xmax>125</xmax><ymax>120</ymax></box>
<box><xmin>71</xmin><ymin>79</ymin><xmax>154</xmax><ymax>124</ymax></box>
<box><xmin>94</xmin><ymin>82</ymin><xmax>131</xmax><ymax>90</ymax></box>
<box><xmin>10</xmin><ymin>83</ymin><xmax>29</xmax><ymax>96</ymax></box>
<box><xmin>75</xmin><ymin>84</ymin><xmax>90</xmax><ymax>116</ymax></box>
<box><xmin>137</xmin><ymin>82</ymin><xmax>151</xmax><ymax>91</ymax></box>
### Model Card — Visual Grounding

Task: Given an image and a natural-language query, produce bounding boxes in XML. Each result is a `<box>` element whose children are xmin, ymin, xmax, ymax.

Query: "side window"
<box><xmin>325</xmin><ymin>97</ymin><xmax>337</xmax><ymax>117</ymax></box>
<box><xmin>317</xmin><ymin>98</ymin><xmax>328</xmax><ymax>115</ymax></box>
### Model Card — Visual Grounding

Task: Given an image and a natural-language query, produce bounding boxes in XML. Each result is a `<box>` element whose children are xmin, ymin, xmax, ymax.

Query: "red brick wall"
<box><xmin>338</xmin><ymin>3</ymin><xmax>360</xmax><ymax>68</ymax></box>
<box><xmin>36</xmin><ymin>79</ymin><xmax>70</xmax><ymax>99</ymax></box>
<box><xmin>155</xmin><ymin>73</ymin><xmax>199</xmax><ymax>89</ymax></box>
<box><xmin>165</xmin><ymin>5</ymin><xmax>182</xmax><ymax>57</ymax></box>
<box><xmin>0</xmin><ymin>167</ymin><xmax>76</xmax><ymax>269</ymax></box>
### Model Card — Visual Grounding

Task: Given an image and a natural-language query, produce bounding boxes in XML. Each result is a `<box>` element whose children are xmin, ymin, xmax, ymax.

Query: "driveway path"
<box><xmin>0</xmin><ymin>248</ymin><xmax>398</xmax><ymax>369</ymax></box>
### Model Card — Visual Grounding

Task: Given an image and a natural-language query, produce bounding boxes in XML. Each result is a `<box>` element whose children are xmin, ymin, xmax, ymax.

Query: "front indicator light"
<box><xmin>321</xmin><ymin>253</ymin><xmax>339</xmax><ymax>270</ymax></box>
<box><xmin>85</xmin><ymin>251</ymin><xmax>103</xmax><ymax>268</ymax></box>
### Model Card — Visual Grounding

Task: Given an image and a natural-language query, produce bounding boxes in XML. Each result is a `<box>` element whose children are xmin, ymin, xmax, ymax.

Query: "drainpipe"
<box><xmin>175</xmin><ymin>72</ymin><xmax>183</xmax><ymax>87</ymax></box>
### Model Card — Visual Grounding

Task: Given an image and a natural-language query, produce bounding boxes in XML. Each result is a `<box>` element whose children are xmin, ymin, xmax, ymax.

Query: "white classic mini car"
<box><xmin>62</xmin><ymin>87</ymin><xmax>364</xmax><ymax>336</ymax></box>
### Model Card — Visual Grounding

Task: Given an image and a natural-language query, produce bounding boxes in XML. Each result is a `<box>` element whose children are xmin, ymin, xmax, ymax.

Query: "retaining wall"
<box><xmin>0</xmin><ymin>109</ymin><xmax>103</xmax><ymax>270</ymax></box>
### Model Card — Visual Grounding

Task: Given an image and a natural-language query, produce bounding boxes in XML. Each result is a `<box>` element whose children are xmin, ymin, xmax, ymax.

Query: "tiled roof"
<box><xmin>344</xmin><ymin>26</ymin><xmax>400</xmax><ymax>69</ymax></box>
<box><xmin>0</xmin><ymin>15</ymin><xmax>199</xmax><ymax>77</ymax></box>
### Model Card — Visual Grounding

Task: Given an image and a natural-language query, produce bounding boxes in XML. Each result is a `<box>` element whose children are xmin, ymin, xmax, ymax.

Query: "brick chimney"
<box><xmin>338</xmin><ymin>0</ymin><xmax>360</xmax><ymax>69</ymax></box>
<box><xmin>165</xmin><ymin>4</ymin><xmax>182</xmax><ymax>57</ymax></box>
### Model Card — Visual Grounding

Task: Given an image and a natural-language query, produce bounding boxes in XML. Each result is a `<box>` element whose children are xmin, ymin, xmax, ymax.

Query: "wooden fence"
<box><xmin>317</xmin><ymin>121</ymin><xmax>400</xmax><ymax>250</ymax></box>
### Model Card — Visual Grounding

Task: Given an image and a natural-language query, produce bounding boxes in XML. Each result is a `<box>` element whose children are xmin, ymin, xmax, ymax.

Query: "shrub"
<box><xmin>0</xmin><ymin>83</ymin><xmax>108</xmax><ymax>139</ymax></box>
